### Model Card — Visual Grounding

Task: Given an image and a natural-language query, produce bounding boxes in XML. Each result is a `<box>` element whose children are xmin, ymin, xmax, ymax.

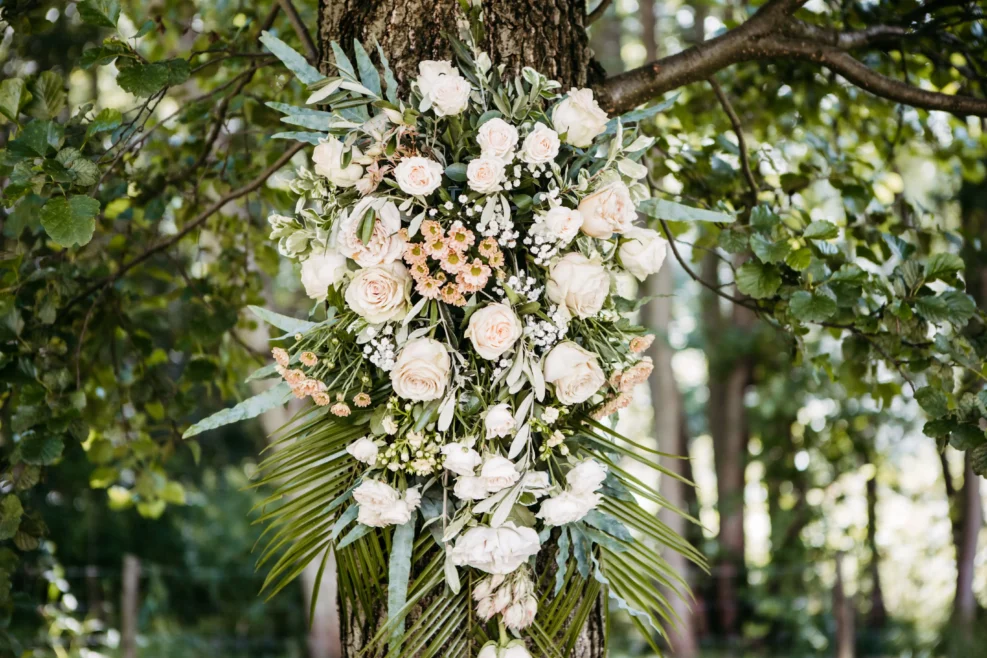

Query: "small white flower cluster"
<box><xmin>474</xmin><ymin>199</ymin><xmax>519</xmax><ymax>248</ymax></box>
<box><xmin>496</xmin><ymin>272</ymin><xmax>543</xmax><ymax>302</ymax></box>
<box><xmin>524</xmin><ymin>304</ymin><xmax>569</xmax><ymax>352</ymax></box>
<box><xmin>363</xmin><ymin>326</ymin><xmax>397</xmax><ymax>371</ymax></box>
<box><xmin>523</xmin><ymin>226</ymin><xmax>561</xmax><ymax>266</ymax></box>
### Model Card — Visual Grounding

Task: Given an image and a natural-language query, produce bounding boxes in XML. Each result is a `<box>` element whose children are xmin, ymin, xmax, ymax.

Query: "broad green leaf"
<box><xmin>915</xmin><ymin>386</ymin><xmax>949</xmax><ymax>418</ymax></box>
<box><xmin>602</xmin><ymin>93</ymin><xmax>679</xmax><ymax>135</ymax></box>
<box><xmin>445</xmin><ymin>163</ymin><xmax>468</xmax><ymax>182</ymax></box>
<box><xmin>248</xmin><ymin>305</ymin><xmax>319</xmax><ymax>334</ymax></box>
<box><xmin>272</xmin><ymin>131</ymin><xmax>324</xmax><ymax>144</ymax></box>
<box><xmin>789</xmin><ymin>287</ymin><xmax>837</xmax><ymax>322</ymax></box>
<box><xmin>116</xmin><ymin>61</ymin><xmax>170</xmax><ymax>97</ymax></box>
<box><xmin>637</xmin><ymin>198</ymin><xmax>734</xmax><ymax>224</ymax></box>
<box><xmin>329</xmin><ymin>41</ymin><xmax>357</xmax><ymax>80</ymax></box>
<box><xmin>352</xmin><ymin>40</ymin><xmax>382</xmax><ymax>97</ymax></box>
<box><xmin>77</xmin><ymin>0</ymin><xmax>121</xmax><ymax>28</ymax></box>
<box><xmin>914</xmin><ymin>291</ymin><xmax>976</xmax><ymax>326</ymax></box>
<box><xmin>26</xmin><ymin>71</ymin><xmax>66</xmax><ymax>120</ymax></box>
<box><xmin>718</xmin><ymin>228</ymin><xmax>748</xmax><ymax>254</ymax></box>
<box><xmin>0</xmin><ymin>78</ymin><xmax>26</xmax><ymax>122</ymax></box>
<box><xmin>750</xmin><ymin>205</ymin><xmax>780</xmax><ymax>231</ymax></box>
<box><xmin>0</xmin><ymin>497</ymin><xmax>23</xmax><ymax>541</ymax></box>
<box><xmin>182</xmin><ymin>382</ymin><xmax>292</xmax><ymax>438</ymax></box>
<box><xmin>785</xmin><ymin>247</ymin><xmax>812</xmax><ymax>271</ymax></box>
<box><xmin>40</xmin><ymin>195</ymin><xmax>101</xmax><ymax>247</ymax></box>
<box><xmin>375</xmin><ymin>41</ymin><xmax>399</xmax><ymax>104</ymax></box>
<box><xmin>735</xmin><ymin>261</ymin><xmax>781</xmax><ymax>299</ymax></box>
<box><xmin>20</xmin><ymin>435</ymin><xmax>65</xmax><ymax>466</ymax></box>
<box><xmin>56</xmin><ymin>148</ymin><xmax>100</xmax><ymax>187</ymax></box>
<box><xmin>750</xmin><ymin>234</ymin><xmax>791</xmax><ymax>264</ymax></box>
<box><xmin>924</xmin><ymin>253</ymin><xmax>964</xmax><ymax>282</ymax></box>
<box><xmin>261</xmin><ymin>31</ymin><xmax>325</xmax><ymax>85</ymax></box>
<box><xmin>164</xmin><ymin>58</ymin><xmax>191</xmax><ymax>86</ymax></box>
<box><xmin>86</xmin><ymin>108</ymin><xmax>123</xmax><ymax>138</ymax></box>
<box><xmin>803</xmin><ymin>220</ymin><xmax>839</xmax><ymax>240</ymax></box>
<box><xmin>387</xmin><ymin>520</ymin><xmax>416</xmax><ymax>650</ymax></box>
<box><xmin>8</xmin><ymin>119</ymin><xmax>63</xmax><ymax>157</ymax></box>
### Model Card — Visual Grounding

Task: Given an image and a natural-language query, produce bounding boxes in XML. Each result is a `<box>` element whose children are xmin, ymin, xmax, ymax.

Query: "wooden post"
<box><xmin>833</xmin><ymin>552</ymin><xmax>855</xmax><ymax>658</ymax></box>
<box><xmin>121</xmin><ymin>553</ymin><xmax>141</xmax><ymax>658</ymax></box>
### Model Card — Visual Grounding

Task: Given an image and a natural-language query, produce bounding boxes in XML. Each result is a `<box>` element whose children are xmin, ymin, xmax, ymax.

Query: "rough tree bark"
<box><xmin>316</xmin><ymin>1</ymin><xmax>607</xmax><ymax>656</ymax></box>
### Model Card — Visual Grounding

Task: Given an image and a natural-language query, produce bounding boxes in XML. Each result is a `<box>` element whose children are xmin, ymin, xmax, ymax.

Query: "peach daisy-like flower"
<box><xmin>272</xmin><ymin>347</ymin><xmax>290</xmax><ymax>368</ymax></box>
<box><xmin>300</xmin><ymin>351</ymin><xmax>318</xmax><ymax>367</ymax></box>
<box><xmin>416</xmin><ymin>277</ymin><xmax>443</xmax><ymax>299</ymax></box>
<box><xmin>284</xmin><ymin>369</ymin><xmax>306</xmax><ymax>386</ymax></box>
<box><xmin>331</xmin><ymin>402</ymin><xmax>352</xmax><ymax>417</ymax></box>
<box><xmin>486</xmin><ymin>250</ymin><xmax>505</xmax><ymax>269</ymax></box>
<box><xmin>410</xmin><ymin>261</ymin><xmax>431</xmax><ymax>281</ymax></box>
<box><xmin>313</xmin><ymin>392</ymin><xmax>332</xmax><ymax>406</ymax></box>
<box><xmin>477</xmin><ymin>237</ymin><xmax>499</xmax><ymax>258</ymax></box>
<box><xmin>441</xmin><ymin>284</ymin><xmax>466</xmax><ymax>306</ymax></box>
<box><xmin>617</xmin><ymin>357</ymin><xmax>654</xmax><ymax>392</ymax></box>
<box><xmin>446</xmin><ymin>225</ymin><xmax>475</xmax><ymax>252</ymax></box>
<box><xmin>404</xmin><ymin>242</ymin><xmax>428</xmax><ymax>264</ymax></box>
<box><xmin>629</xmin><ymin>335</ymin><xmax>655</xmax><ymax>353</ymax></box>
<box><xmin>460</xmin><ymin>259</ymin><xmax>491</xmax><ymax>289</ymax></box>
<box><xmin>424</xmin><ymin>236</ymin><xmax>448</xmax><ymax>259</ymax></box>
<box><xmin>353</xmin><ymin>392</ymin><xmax>372</xmax><ymax>407</ymax></box>
<box><xmin>440</xmin><ymin>249</ymin><xmax>468</xmax><ymax>274</ymax></box>
<box><xmin>591</xmin><ymin>393</ymin><xmax>633</xmax><ymax>419</ymax></box>
<box><xmin>421</xmin><ymin>220</ymin><xmax>444</xmax><ymax>241</ymax></box>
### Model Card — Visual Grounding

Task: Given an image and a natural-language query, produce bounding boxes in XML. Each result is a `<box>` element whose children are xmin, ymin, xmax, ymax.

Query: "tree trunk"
<box><xmin>953</xmin><ymin>453</ymin><xmax>981</xmax><ymax>632</ymax></box>
<box><xmin>317</xmin><ymin>2</ymin><xmax>606</xmax><ymax>656</ymax></box>
<box><xmin>863</xmin><ymin>456</ymin><xmax>887</xmax><ymax>629</ymax></box>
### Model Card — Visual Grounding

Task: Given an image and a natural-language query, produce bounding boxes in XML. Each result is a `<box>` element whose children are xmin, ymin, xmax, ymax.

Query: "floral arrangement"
<box><xmin>190</xmin><ymin>14</ymin><xmax>707</xmax><ymax>658</ymax></box>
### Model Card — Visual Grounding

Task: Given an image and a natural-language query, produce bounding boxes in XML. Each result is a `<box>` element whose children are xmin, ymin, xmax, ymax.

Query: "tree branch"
<box><xmin>708</xmin><ymin>78</ymin><xmax>759</xmax><ymax>200</ymax></box>
<box><xmin>277</xmin><ymin>0</ymin><xmax>319</xmax><ymax>62</ymax></box>
<box><xmin>66</xmin><ymin>143</ymin><xmax>306</xmax><ymax>312</ymax></box>
<box><xmin>586</xmin><ymin>0</ymin><xmax>613</xmax><ymax>25</ymax></box>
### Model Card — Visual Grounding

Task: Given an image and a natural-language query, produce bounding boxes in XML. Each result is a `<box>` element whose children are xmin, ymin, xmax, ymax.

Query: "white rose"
<box><xmin>519</xmin><ymin>123</ymin><xmax>560</xmax><ymax>164</ymax></box>
<box><xmin>441</xmin><ymin>443</ymin><xmax>483</xmax><ymax>476</ymax></box>
<box><xmin>345</xmin><ymin>261</ymin><xmax>411</xmax><ymax>324</ymax></box>
<box><xmin>619</xmin><ymin>227</ymin><xmax>668</xmax><ymax>281</ymax></box>
<box><xmin>543</xmin><ymin>341</ymin><xmax>606</xmax><ymax>405</ymax></box>
<box><xmin>416</xmin><ymin>60</ymin><xmax>458</xmax><ymax>97</ymax></box>
<box><xmin>346</xmin><ymin>437</ymin><xmax>379</xmax><ymax>465</ymax></box>
<box><xmin>546</xmin><ymin>253</ymin><xmax>610</xmax><ymax>319</ymax></box>
<box><xmin>484</xmin><ymin>404</ymin><xmax>516</xmax><ymax>440</ymax></box>
<box><xmin>536</xmin><ymin>490</ymin><xmax>600</xmax><ymax>526</ymax></box>
<box><xmin>449</xmin><ymin>522</ymin><xmax>541</xmax><ymax>575</ymax></box>
<box><xmin>477</xmin><ymin>645</ymin><xmax>499</xmax><ymax>658</ymax></box>
<box><xmin>566</xmin><ymin>459</ymin><xmax>608</xmax><ymax>495</ymax></box>
<box><xmin>577</xmin><ymin>181</ymin><xmax>636</xmax><ymax>239</ymax></box>
<box><xmin>477</xmin><ymin>118</ymin><xmax>519</xmax><ymax>162</ymax></box>
<box><xmin>312</xmin><ymin>137</ymin><xmax>364</xmax><ymax>187</ymax></box>
<box><xmin>466</xmin><ymin>303</ymin><xmax>523</xmax><ymax>360</ymax></box>
<box><xmin>337</xmin><ymin>197</ymin><xmax>405</xmax><ymax>267</ymax></box>
<box><xmin>521</xmin><ymin>471</ymin><xmax>551</xmax><ymax>497</ymax></box>
<box><xmin>300</xmin><ymin>250</ymin><xmax>348</xmax><ymax>300</ymax></box>
<box><xmin>502</xmin><ymin>642</ymin><xmax>533</xmax><ymax>658</ymax></box>
<box><xmin>536</xmin><ymin>207</ymin><xmax>583</xmax><ymax>245</ymax></box>
<box><xmin>353</xmin><ymin>481</ymin><xmax>421</xmax><ymax>527</ymax></box>
<box><xmin>393</xmin><ymin>156</ymin><xmax>444</xmax><ymax>197</ymax></box>
<box><xmin>551</xmin><ymin>88</ymin><xmax>608</xmax><ymax>148</ymax></box>
<box><xmin>390</xmin><ymin>338</ymin><xmax>451</xmax><ymax>401</ymax></box>
<box><xmin>454</xmin><ymin>475</ymin><xmax>490</xmax><ymax>501</ymax></box>
<box><xmin>479</xmin><ymin>454</ymin><xmax>520</xmax><ymax>493</ymax></box>
<box><xmin>467</xmin><ymin>156</ymin><xmax>506</xmax><ymax>194</ymax></box>
<box><xmin>417</xmin><ymin>61</ymin><xmax>471</xmax><ymax>117</ymax></box>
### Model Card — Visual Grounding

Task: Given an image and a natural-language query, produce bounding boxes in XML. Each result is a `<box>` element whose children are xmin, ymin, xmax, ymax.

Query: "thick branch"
<box><xmin>586</xmin><ymin>0</ymin><xmax>613</xmax><ymax>25</ymax></box>
<box><xmin>277</xmin><ymin>0</ymin><xmax>319</xmax><ymax>62</ymax></box>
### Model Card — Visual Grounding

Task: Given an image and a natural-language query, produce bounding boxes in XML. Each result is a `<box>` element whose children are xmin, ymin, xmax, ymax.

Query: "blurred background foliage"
<box><xmin>1</xmin><ymin>0</ymin><xmax>986</xmax><ymax>656</ymax></box>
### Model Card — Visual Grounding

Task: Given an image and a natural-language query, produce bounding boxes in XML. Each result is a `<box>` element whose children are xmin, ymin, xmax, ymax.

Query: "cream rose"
<box><xmin>416</xmin><ymin>60</ymin><xmax>458</xmax><ymax>97</ymax></box>
<box><xmin>477</xmin><ymin>645</ymin><xmax>499</xmax><ymax>658</ymax></box>
<box><xmin>337</xmin><ymin>197</ymin><xmax>405</xmax><ymax>267</ymax></box>
<box><xmin>546</xmin><ymin>253</ymin><xmax>610</xmax><ymax>319</ymax></box>
<box><xmin>551</xmin><ymin>88</ymin><xmax>608</xmax><ymax>148</ymax></box>
<box><xmin>441</xmin><ymin>443</ymin><xmax>483</xmax><ymax>476</ymax></box>
<box><xmin>479</xmin><ymin>454</ymin><xmax>520</xmax><ymax>493</ymax></box>
<box><xmin>537</xmin><ymin>207</ymin><xmax>583</xmax><ymax>245</ymax></box>
<box><xmin>353</xmin><ymin>480</ymin><xmax>421</xmax><ymax>527</ymax></box>
<box><xmin>300</xmin><ymin>250</ymin><xmax>347</xmax><ymax>300</ymax></box>
<box><xmin>344</xmin><ymin>261</ymin><xmax>411</xmax><ymax>324</ymax></box>
<box><xmin>390</xmin><ymin>338</ymin><xmax>451</xmax><ymax>401</ymax></box>
<box><xmin>416</xmin><ymin>61</ymin><xmax>471</xmax><ymax>116</ymax></box>
<box><xmin>483</xmin><ymin>404</ymin><xmax>516</xmax><ymax>440</ymax></box>
<box><xmin>566</xmin><ymin>459</ymin><xmax>608</xmax><ymax>495</ymax></box>
<box><xmin>454</xmin><ymin>475</ymin><xmax>489</xmax><ymax>501</ymax></box>
<box><xmin>619</xmin><ymin>227</ymin><xmax>668</xmax><ymax>281</ymax></box>
<box><xmin>521</xmin><ymin>471</ymin><xmax>551</xmax><ymax>497</ymax></box>
<box><xmin>477</xmin><ymin>118</ymin><xmax>519</xmax><ymax>162</ymax></box>
<box><xmin>466</xmin><ymin>303</ymin><xmax>523</xmax><ymax>360</ymax></box>
<box><xmin>449</xmin><ymin>522</ymin><xmax>541</xmax><ymax>574</ymax></box>
<box><xmin>312</xmin><ymin>137</ymin><xmax>364</xmax><ymax>188</ymax></box>
<box><xmin>467</xmin><ymin>156</ymin><xmax>506</xmax><ymax>194</ymax></box>
<box><xmin>543</xmin><ymin>341</ymin><xmax>606</xmax><ymax>405</ymax></box>
<box><xmin>346</xmin><ymin>437</ymin><xmax>379</xmax><ymax>465</ymax></box>
<box><xmin>577</xmin><ymin>181</ymin><xmax>636</xmax><ymax>239</ymax></box>
<box><xmin>536</xmin><ymin>490</ymin><xmax>600</xmax><ymax>526</ymax></box>
<box><xmin>393</xmin><ymin>156</ymin><xmax>444</xmax><ymax>197</ymax></box>
<box><xmin>519</xmin><ymin>123</ymin><xmax>560</xmax><ymax>164</ymax></box>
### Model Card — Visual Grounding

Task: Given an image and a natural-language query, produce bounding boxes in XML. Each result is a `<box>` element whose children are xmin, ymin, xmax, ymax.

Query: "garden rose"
<box><xmin>551</xmin><ymin>88</ymin><xmax>608</xmax><ymax>148</ymax></box>
<box><xmin>337</xmin><ymin>197</ymin><xmax>405</xmax><ymax>267</ymax></box>
<box><xmin>466</xmin><ymin>303</ymin><xmax>523</xmax><ymax>360</ymax></box>
<box><xmin>300</xmin><ymin>250</ymin><xmax>347</xmax><ymax>300</ymax></box>
<box><xmin>393</xmin><ymin>156</ymin><xmax>444</xmax><ymax>197</ymax></box>
<box><xmin>619</xmin><ymin>227</ymin><xmax>668</xmax><ymax>281</ymax></box>
<box><xmin>477</xmin><ymin>117</ymin><xmax>519</xmax><ymax>162</ymax></box>
<box><xmin>346</xmin><ymin>437</ymin><xmax>379</xmax><ymax>465</ymax></box>
<box><xmin>543</xmin><ymin>341</ymin><xmax>606</xmax><ymax>405</ymax></box>
<box><xmin>521</xmin><ymin>471</ymin><xmax>551</xmax><ymax>497</ymax></box>
<box><xmin>441</xmin><ymin>442</ymin><xmax>483</xmax><ymax>476</ymax></box>
<box><xmin>454</xmin><ymin>476</ymin><xmax>489</xmax><ymax>501</ymax></box>
<box><xmin>479</xmin><ymin>454</ymin><xmax>520</xmax><ymax>493</ymax></box>
<box><xmin>417</xmin><ymin>60</ymin><xmax>471</xmax><ymax>116</ymax></box>
<box><xmin>566</xmin><ymin>459</ymin><xmax>608</xmax><ymax>495</ymax></box>
<box><xmin>477</xmin><ymin>645</ymin><xmax>499</xmax><ymax>658</ymax></box>
<box><xmin>467</xmin><ymin>156</ymin><xmax>506</xmax><ymax>194</ymax></box>
<box><xmin>353</xmin><ymin>480</ymin><xmax>421</xmax><ymax>527</ymax></box>
<box><xmin>484</xmin><ymin>404</ymin><xmax>516</xmax><ymax>439</ymax></box>
<box><xmin>390</xmin><ymin>338</ymin><xmax>451</xmax><ymax>401</ymax></box>
<box><xmin>546</xmin><ymin>253</ymin><xmax>610</xmax><ymax>318</ymax></box>
<box><xmin>578</xmin><ymin>180</ymin><xmax>636</xmax><ymax>239</ymax></box>
<box><xmin>502</xmin><ymin>645</ymin><xmax>533</xmax><ymax>658</ymax></box>
<box><xmin>536</xmin><ymin>490</ymin><xmax>600</xmax><ymax>526</ymax></box>
<box><xmin>519</xmin><ymin>122</ymin><xmax>560</xmax><ymax>164</ymax></box>
<box><xmin>449</xmin><ymin>522</ymin><xmax>541</xmax><ymax>574</ymax></box>
<box><xmin>344</xmin><ymin>261</ymin><xmax>411</xmax><ymax>324</ymax></box>
<box><xmin>537</xmin><ymin>206</ymin><xmax>583</xmax><ymax>244</ymax></box>
<box><xmin>416</xmin><ymin>60</ymin><xmax>458</xmax><ymax>96</ymax></box>
<box><xmin>312</xmin><ymin>137</ymin><xmax>364</xmax><ymax>188</ymax></box>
